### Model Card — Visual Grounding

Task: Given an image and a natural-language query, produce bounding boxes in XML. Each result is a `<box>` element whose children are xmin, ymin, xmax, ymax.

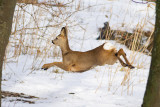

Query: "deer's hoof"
<box><xmin>131</xmin><ymin>66</ymin><xmax>135</xmax><ymax>69</ymax></box>
<box><xmin>43</xmin><ymin>68</ymin><xmax>48</xmax><ymax>70</ymax></box>
<box><xmin>41</xmin><ymin>67</ymin><xmax>48</xmax><ymax>70</ymax></box>
<box><xmin>128</xmin><ymin>65</ymin><xmax>135</xmax><ymax>69</ymax></box>
<box><xmin>41</xmin><ymin>64</ymin><xmax>49</xmax><ymax>70</ymax></box>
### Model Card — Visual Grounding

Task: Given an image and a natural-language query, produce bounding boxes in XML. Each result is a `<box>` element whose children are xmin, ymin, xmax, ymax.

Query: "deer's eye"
<box><xmin>56</xmin><ymin>37</ymin><xmax>58</xmax><ymax>39</ymax></box>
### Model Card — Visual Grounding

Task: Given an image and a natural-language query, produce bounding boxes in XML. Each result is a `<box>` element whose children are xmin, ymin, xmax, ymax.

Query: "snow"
<box><xmin>2</xmin><ymin>0</ymin><xmax>154</xmax><ymax>107</ymax></box>
<box><xmin>2</xmin><ymin>40</ymin><xmax>151</xmax><ymax>107</ymax></box>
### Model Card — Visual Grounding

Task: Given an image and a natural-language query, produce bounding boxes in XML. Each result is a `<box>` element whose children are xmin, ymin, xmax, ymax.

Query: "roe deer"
<box><xmin>42</xmin><ymin>27</ymin><xmax>134</xmax><ymax>72</ymax></box>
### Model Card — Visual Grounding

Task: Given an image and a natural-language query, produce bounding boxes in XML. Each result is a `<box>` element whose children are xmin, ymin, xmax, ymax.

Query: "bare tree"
<box><xmin>0</xmin><ymin>0</ymin><xmax>16</xmax><ymax>105</ymax></box>
<box><xmin>142</xmin><ymin>0</ymin><xmax>160</xmax><ymax>107</ymax></box>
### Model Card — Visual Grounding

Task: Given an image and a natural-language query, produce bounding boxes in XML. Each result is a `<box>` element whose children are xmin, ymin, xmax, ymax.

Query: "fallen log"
<box><xmin>97</xmin><ymin>22</ymin><xmax>153</xmax><ymax>53</ymax></box>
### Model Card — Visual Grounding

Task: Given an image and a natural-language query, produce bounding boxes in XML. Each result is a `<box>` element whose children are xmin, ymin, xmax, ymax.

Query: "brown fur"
<box><xmin>42</xmin><ymin>27</ymin><xmax>134</xmax><ymax>72</ymax></box>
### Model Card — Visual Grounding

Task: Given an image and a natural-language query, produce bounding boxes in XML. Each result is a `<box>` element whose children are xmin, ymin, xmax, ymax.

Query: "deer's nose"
<box><xmin>52</xmin><ymin>40</ymin><xmax>54</xmax><ymax>44</ymax></box>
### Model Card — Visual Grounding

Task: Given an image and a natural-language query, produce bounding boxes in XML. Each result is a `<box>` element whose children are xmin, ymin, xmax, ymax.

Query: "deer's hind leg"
<box><xmin>42</xmin><ymin>62</ymin><xmax>70</xmax><ymax>71</ymax></box>
<box><xmin>116</xmin><ymin>48</ymin><xmax>135</xmax><ymax>69</ymax></box>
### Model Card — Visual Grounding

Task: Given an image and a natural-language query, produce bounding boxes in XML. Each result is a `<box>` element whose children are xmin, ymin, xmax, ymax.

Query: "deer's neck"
<box><xmin>60</xmin><ymin>41</ymin><xmax>71</xmax><ymax>56</ymax></box>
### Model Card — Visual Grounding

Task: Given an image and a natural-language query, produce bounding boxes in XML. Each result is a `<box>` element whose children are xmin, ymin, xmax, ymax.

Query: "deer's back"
<box><xmin>63</xmin><ymin>43</ymin><xmax>118</xmax><ymax>72</ymax></box>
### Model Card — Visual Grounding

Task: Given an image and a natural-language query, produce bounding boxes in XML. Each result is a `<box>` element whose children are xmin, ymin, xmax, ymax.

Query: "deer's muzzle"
<box><xmin>52</xmin><ymin>40</ymin><xmax>54</xmax><ymax>44</ymax></box>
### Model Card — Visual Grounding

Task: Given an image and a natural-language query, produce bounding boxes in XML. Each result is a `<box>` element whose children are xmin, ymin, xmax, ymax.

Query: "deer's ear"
<box><xmin>60</xmin><ymin>27</ymin><xmax>67</xmax><ymax>36</ymax></box>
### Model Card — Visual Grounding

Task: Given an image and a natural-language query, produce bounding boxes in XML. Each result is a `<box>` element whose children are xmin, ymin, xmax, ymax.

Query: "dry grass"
<box><xmin>5</xmin><ymin>0</ymin><xmax>82</xmax><ymax>63</ymax></box>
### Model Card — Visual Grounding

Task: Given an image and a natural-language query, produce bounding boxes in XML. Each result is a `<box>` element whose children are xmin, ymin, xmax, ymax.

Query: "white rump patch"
<box><xmin>103</xmin><ymin>42</ymin><xmax>116</xmax><ymax>50</ymax></box>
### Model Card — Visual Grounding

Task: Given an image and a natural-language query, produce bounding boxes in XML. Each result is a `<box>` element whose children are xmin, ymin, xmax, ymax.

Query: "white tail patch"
<box><xmin>103</xmin><ymin>42</ymin><xmax>116</xmax><ymax>50</ymax></box>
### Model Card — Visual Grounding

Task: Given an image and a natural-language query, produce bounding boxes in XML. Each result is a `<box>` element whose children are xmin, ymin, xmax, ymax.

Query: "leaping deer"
<box><xmin>42</xmin><ymin>27</ymin><xmax>134</xmax><ymax>72</ymax></box>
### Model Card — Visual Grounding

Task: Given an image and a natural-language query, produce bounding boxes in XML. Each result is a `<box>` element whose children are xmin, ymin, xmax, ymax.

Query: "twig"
<box><xmin>131</xmin><ymin>0</ymin><xmax>148</xmax><ymax>4</ymax></box>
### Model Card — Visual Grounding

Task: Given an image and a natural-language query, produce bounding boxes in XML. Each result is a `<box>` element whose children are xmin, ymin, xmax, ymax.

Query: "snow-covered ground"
<box><xmin>2</xmin><ymin>0</ymin><xmax>154</xmax><ymax>107</ymax></box>
<box><xmin>2</xmin><ymin>40</ymin><xmax>151</xmax><ymax>107</ymax></box>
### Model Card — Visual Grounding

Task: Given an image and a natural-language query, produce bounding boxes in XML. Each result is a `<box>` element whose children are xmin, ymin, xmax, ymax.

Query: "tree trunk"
<box><xmin>142</xmin><ymin>0</ymin><xmax>160</xmax><ymax>107</ymax></box>
<box><xmin>0</xmin><ymin>0</ymin><xmax>16</xmax><ymax>105</ymax></box>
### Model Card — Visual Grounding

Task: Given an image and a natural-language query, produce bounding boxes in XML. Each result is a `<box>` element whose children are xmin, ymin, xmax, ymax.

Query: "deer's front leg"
<box><xmin>42</xmin><ymin>62</ymin><xmax>70</xmax><ymax>71</ymax></box>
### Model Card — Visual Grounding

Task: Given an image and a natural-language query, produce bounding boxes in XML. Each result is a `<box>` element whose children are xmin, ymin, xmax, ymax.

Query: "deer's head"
<box><xmin>52</xmin><ymin>27</ymin><xmax>68</xmax><ymax>47</ymax></box>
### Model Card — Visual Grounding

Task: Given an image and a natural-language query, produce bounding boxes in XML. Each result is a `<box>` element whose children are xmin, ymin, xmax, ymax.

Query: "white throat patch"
<box><xmin>103</xmin><ymin>42</ymin><xmax>116</xmax><ymax>50</ymax></box>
